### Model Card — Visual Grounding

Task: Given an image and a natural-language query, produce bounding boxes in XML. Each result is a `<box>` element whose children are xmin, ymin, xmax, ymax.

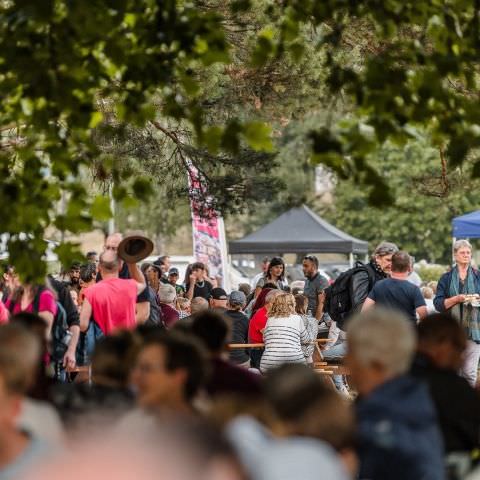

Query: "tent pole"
<box><xmin>452</xmin><ymin>237</ymin><xmax>456</xmax><ymax>265</ymax></box>
<box><xmin>349</xmin><ymin>253</ymin><xmax>354</xmax><ymax>268</ymax></box>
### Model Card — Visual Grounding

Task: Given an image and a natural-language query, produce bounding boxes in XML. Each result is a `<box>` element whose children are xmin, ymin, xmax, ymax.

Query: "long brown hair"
<box><xmin>10</xmin><ymin>284</ymin><xmax>42</xmax><ymax>307</ymax></box>
<box><xmin>294</xmin><ymin>294</ymin><xmax>308</xmax><ymax>315</ymax></box>
<box><xmin>251</xmin><ymin>288</ymin><xmax>273</xmax><ymax>316</ymax></box>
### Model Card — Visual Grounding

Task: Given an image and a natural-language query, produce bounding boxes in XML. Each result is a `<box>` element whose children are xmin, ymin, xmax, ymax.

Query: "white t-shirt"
<box><xmin>425</xmin><ymin>298</ymin><xmax>437</xmax><ymax>314</ymax></box>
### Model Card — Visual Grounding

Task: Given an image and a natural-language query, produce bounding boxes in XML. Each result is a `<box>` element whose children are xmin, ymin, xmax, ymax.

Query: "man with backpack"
<box><xmin>325</xmin><ymin>241</ymin><xmax>399</xmax><ymax>331</ymax></box>
<box><xmin>322</xmin><ymin>242</ymin><xmax>398</xmax><ymax>394</ymax></box>
<box><xmin>48</xmin><ymin>276</ymin><xmax>81</xmax><ymax>371</ymax></box>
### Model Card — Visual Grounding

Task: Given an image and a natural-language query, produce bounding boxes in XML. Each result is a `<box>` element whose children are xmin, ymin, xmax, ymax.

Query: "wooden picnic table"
<box><xmin>227</xmin><ymin>338</ymin><xmax>332</xmax><ymax>349</ymax></box>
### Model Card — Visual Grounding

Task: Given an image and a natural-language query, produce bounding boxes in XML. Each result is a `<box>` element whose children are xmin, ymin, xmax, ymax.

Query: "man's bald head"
<box><xmin>99</xmin><ymin>250</ymin><xmax>121</xmax><ymax>275</ymax></box>
<box><xmin>104</xmin><ymin>233</ymin><xmax>123</xmax><ymax>253</ymax></box>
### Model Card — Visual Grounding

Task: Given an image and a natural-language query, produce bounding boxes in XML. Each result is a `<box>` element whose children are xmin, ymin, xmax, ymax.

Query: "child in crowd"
<box><xmin>176</xmin><ymin>297</ymin><xmax>191</xmax><ymax>319</ymax></box>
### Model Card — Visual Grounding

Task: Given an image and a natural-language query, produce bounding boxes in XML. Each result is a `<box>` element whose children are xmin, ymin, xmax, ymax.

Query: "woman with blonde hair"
<box><xmin>260</xmin><ymin>293</ymin><xmax>309</xmax><ymax>373</ymax></box>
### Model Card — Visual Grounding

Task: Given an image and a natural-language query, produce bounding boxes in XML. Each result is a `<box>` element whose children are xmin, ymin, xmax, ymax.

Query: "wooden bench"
<box><xmin>227</xmin><ymin>342</ymin><xmax>350</xmax><ymax>376</ymax></box>
<box><xmin>227</xmin><ymin>339</ymin><xmax>333</xmax><ymax>349</ymax></box>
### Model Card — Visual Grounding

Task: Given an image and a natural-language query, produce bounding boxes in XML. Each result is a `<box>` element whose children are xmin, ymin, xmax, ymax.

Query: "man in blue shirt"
<box><xmin>362</xmin><ymin>251</ymin><xmax>427</xmax><ymax>323</ymax></box>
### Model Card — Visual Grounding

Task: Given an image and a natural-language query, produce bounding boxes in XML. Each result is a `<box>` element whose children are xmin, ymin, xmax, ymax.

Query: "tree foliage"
<box><xmin>0</xmin><ymin>0</ymin><xmax>276</xmax><ymax>279</ymax></box>
<box><xmin>3</xmin><ymin>0</ymin><xmax>480</xmax><ymax>277</ymax></box>
<box><xmin>267</xmin><ymin>1</ymin><xmax>480</xmax><ymax>199</ymax></box>
<box><xmin>319</xmin><ymin>137</ymin><xmax>480</xmax><ymax>263</ymax></box>
<box><xmin>97</xmin><ymin>0</ymin><xmax>329</xmax><ymax>245</ymax></box>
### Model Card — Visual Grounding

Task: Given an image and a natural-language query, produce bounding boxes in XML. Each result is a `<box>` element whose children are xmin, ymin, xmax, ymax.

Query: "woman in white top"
<box><xmin>260</xmin><ymin>293</ymin><xmax>309</xmax><ymax>373</ymax></box>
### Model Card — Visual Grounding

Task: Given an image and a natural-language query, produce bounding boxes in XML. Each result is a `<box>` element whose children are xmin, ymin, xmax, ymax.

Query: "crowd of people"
<box><xmin>0</xmin><ymin>234</ymin><xmax>480</xmax><ymax>479</ymax></box>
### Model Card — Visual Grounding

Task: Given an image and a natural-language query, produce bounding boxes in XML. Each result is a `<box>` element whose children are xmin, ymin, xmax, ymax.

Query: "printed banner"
<box><xmin>187</xmin><ymin>162</ymin><xmax>230</xmax><ymax>291</ymax></box>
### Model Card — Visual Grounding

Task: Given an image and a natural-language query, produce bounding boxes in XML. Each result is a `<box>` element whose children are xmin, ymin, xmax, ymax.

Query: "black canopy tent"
<box><xmin>229</xmin><ymin>205</ymin><xmax>368</xmax><ymax>256</ymax></box>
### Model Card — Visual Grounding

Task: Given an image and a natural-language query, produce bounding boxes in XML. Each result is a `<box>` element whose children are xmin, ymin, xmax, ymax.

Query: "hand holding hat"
<box><xmin>117</xmin><ymin>234</ymin><xmax>154</xmax><ymax>264</ymax></box>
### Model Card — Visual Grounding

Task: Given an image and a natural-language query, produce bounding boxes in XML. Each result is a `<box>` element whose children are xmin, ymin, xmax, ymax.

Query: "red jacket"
<box><xmin>248</xmin><ymin>306</ymin><xmax>267</xmax><ymax>343</ymax></box>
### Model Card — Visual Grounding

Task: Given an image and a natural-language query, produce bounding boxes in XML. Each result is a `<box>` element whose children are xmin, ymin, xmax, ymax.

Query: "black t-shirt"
<box><xmin>186</xmin><ymin>280</ymin><xmax>213</xmax><ymax>301</ymax></box>
<box><xmin>144</xmin><ymin>286</ymin><xmax>163</xmax><ymax>327</ymax></box>
<box><xmin>224</xmin><ymin>310</ymin><xmax>250</xmax><ymax>364</ymax></box>
<box><xmin>368</xmin><ymin>278</ymin><xmax>426</xmax><ymax>322</ymax></box>
<box><xmin>96</xmin><ymin>263</ymin><xmax>148</xmax><ymax>303</ymax></box>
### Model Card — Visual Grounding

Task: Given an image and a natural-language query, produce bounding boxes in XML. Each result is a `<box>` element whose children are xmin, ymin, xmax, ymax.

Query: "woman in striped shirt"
<box><xmin>260</xmin><ymin>293</ymin><xmax>309</xmax><ymax>373</ymax></box>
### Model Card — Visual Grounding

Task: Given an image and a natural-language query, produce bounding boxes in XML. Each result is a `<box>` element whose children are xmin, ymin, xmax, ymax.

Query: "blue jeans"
<box><xmin>321</xmin><ymin>341</ymin><xmax>347</xmax><ymax>361</ymax></box>
<box><xmin>322</xmin><ymin>341</ymin><xmax>348</xmax><ymax>391</ymax></box>
<box><xmin>76</xmin><ymin>321</ymin><xmax>104</xmax><ymax>366</ymax></box>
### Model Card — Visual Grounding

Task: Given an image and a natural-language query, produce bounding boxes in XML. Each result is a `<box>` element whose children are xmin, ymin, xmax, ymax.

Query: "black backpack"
<box><xmin>324</xmin><ymin>262</ymin><xmax>375</xmax><ymax>330</ymax></box>
<box><xmin>145</xmin><ymin>286</ymin><xmax>164</xmax><ymax>328</ymax></box>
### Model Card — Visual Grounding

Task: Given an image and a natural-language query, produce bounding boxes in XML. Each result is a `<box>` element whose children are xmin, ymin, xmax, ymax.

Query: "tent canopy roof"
<box><xmin>229</xmin><ymin>205</ymin><xmax>368</xmax><ymax>254</ymax></box>
<box><xmin>452</xmin><ymin>210</ymin><xmax>480</xmax><ymax>239</ymax></box>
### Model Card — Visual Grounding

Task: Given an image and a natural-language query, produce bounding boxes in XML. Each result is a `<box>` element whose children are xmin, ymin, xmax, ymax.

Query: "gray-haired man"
<box><xmin>350</xmin><ymin>241</ymin><xmax>399</xmax><ymax>311</ymax></box>
<box><xmin>322</xmin><ymin>241</ymin><xmax>399</xmax><ymax>395</ymax></box>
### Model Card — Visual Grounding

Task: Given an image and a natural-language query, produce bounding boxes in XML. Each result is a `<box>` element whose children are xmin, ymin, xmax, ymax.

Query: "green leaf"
<box><xmin>243</xmin><ymin>122</ymin><xmax>274</xmax><ymax>152</ymax></box>
<box><xmin>55</xmin><ymin>242</ymin><xmax>83</xmax><ymax>271</ymax></box>
<box><xmin>203</xmin><ymin>126</ymin><xmax>223</xmax><ymax>154</ymax></box>
<box><xmin>132</xmin><ymin>177</ymin><xmax>153</xmax><ymax>202</ymax></box>
<box><xmin>124</xmin><ymin>13</ymin><xmax>137</xmax><ymax>27</ymax></box>
<box><xmin>89</xmin><ymin>111</ymin><xmax>103</xmax><ymax>128</ymax></box>
<box><xmin>91</xmin><ymin>195</ymin><xmax>112</xmax><ymax>221</ymax></box>
<box><xmin>121</xmin><ymin>196</ymin><xmax>139</xmax><ymax>209</ymax></box>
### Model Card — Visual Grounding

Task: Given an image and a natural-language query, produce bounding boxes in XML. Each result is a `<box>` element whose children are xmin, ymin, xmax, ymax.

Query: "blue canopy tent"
<box><xmin>452</xmin><ymin>211</ymin><xmax>480</xmax><ymax>239</ymax></box>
